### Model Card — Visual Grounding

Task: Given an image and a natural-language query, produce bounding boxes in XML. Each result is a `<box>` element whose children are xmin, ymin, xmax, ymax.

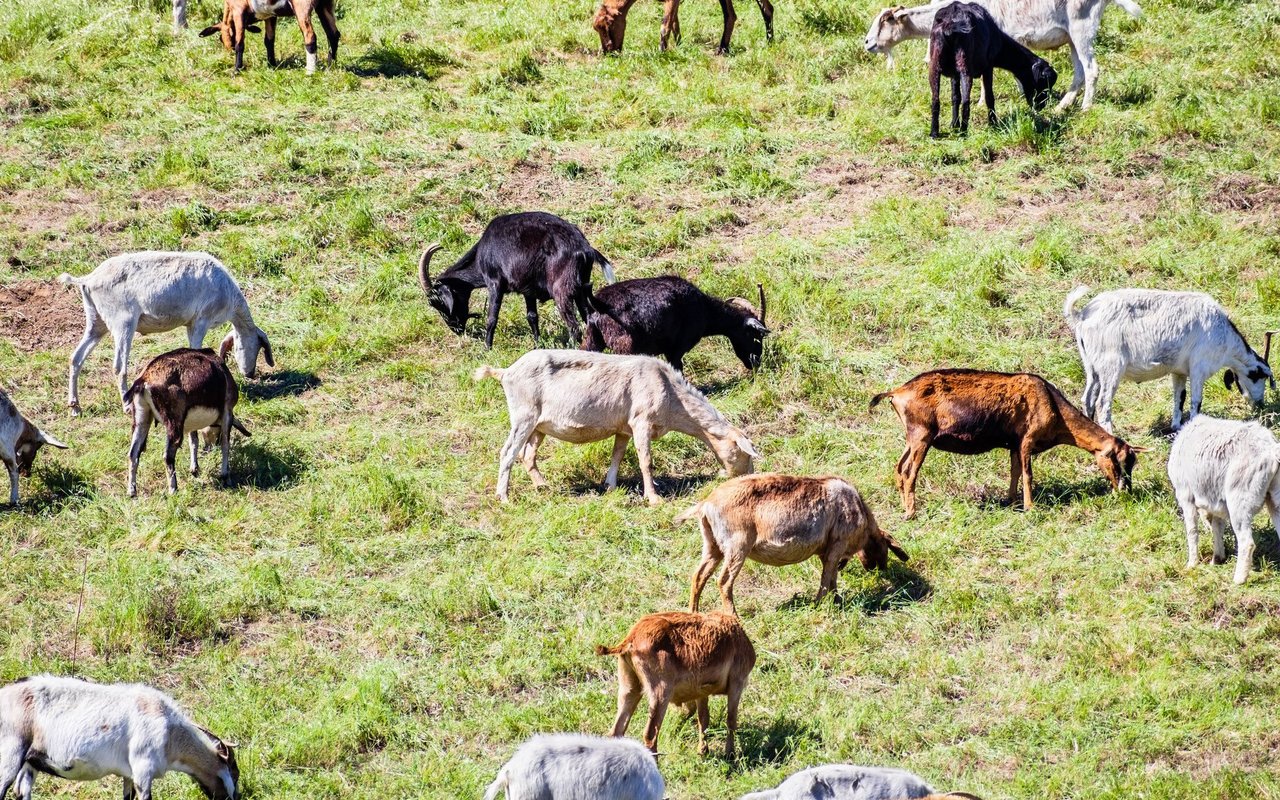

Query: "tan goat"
<box><xmin>597</xmin><ymin>611</ymin><xmax>755</xmax><ymax>759</ymax></box>
<box><xmin>678</xmin><ymin>473</ymin><xmax>908</xmax><ymax>616</ymax></box>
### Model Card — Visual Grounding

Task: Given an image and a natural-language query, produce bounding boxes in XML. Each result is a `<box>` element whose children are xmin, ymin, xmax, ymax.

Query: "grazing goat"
<box><xmin>592</xmin><ymin>0</ymin><xmax>773</xmax><ymax>54</ymax></box>
<box><xmin>124</xmin><ymin>348</ymin><xmax>249</xmax><ymax>498</ymax></box>
<box><xmin>419</xmin><ymin>212</ymin><xmax>615</xmax><ymax>349</ymax></box>
<box><xmin>865</xmin><ymin>0</ymin><xmax>1141</xmax><ymax>110</ymax></box>
<box><xmin>582</xmin><ymin>277</ymin><xmax>769</xmax><ymax>373</ymax></box>
<box><xmin>200</xmin><ymin>0</ymin><xmax>339</xmax><ymax>73</ymax></box>
<box><xmin>1065</xmin><ymin>286</ymin><xmax>1274</xmax><ymax>433</ymax></box>
<box><xmin>59</xmin><ymin>252</ymin><xmax>273</xmax><ymax>417</ymax></box>
<box><xmin>483</xmin><ymin>734</ymin><xmax>664</xmax><ymax>800</ymax></box>
<box><xmin>474</xmin><ymin>350</ymin><xmax>757</xmax><ymax>505</ymax></box>
<box><xmin>739</xmin><ymin>765</ymin><xmax>982</xmax><ymax>800</ymax></box>
<box><xmin>1167</xmin><ymin>415</ymin><xmax>1280</xmax><ymax>585</ymax></box>
<box><xmin>871</xmin><ymin>369</ymin><xmax>1143</xmax><ymax>518</ymax></box>
<box><xmin>597</xmin><ymin>611</ymin><xmax>755</xmax><ymax>759</ymax></box>
<box><xmin>928</xmin><ymin>2</ymin><xmax>1057</xmax><ymax>137</ymax></box>
<box><xmin>0</xmin><ymin>675</ymin><xmax>239</xmax><ymax>800</ymax></box>
<box><xmin>678</xmin><ymin>474</ymin><xmax>908</xmax><ymax>615</ymax></box>
<box><xmin>0</xmin><ymin>390</ymin><xmax>68</xmax><ymax>506</ymax></box>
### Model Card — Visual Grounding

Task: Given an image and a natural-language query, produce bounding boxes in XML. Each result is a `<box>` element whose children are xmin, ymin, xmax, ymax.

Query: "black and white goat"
<box><xmin>928</xmin><ymin>2</ymin><xmax>1057</xmax><ymax>137</ymax></box>
<box><xmin>418</xmin><ymin>212</ymin><xmax>616</xmax><ymax>349</ymax></box>
<box><xmin>581</xmin><ymin>276</ymin><xmax>769</xmax><ymax>373</ymax></box>
<box><xmin>1065</xmin><ymin>286</ymin><xmax>1275</xmax><ymax>432</ymax></box>
<box><xmin>124</xmin><ymin>347</ymin><xmax>249</xmax><ymax>497</ymax></box>
<box><xmin>0</xmin><ymin>389</ymin><xmax>68</xmax><ymax>506</ymax></box>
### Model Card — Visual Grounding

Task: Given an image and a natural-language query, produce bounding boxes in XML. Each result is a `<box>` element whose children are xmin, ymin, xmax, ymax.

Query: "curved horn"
<box><xmin>418</xmin><ymin>244</ymin><xmax>443</xmax><ymax>297</ymax></box>
<box><xmin>1265</xmin><ymin>330</ymin><xmax>1276</xmax><ymax>364</ymax></box>
<box><xmin>757</xmin><ymin>283</ymin><xmax>766</xmax><ymax>327</ymax></box>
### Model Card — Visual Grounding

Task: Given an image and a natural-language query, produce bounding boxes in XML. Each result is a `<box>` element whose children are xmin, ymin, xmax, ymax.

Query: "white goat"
<box><xmin>0</xmin><ymin>390</ymin><xmax>68</xmax><ymax>506</ymax></box>
<box><xmin>864</xmin><ymin>0</ymin><xmax>1141</xmax><ymax>110</ymax></box>
<box><xmin>59</xmin><ymin>252</ymin><xmax>274</xmax><ymax>416</ymax></box>
<box><xmin>483</xmin><ymin>734</ymin><xmax>663</xmax><ymax>800</ymax></box>
<box><xmin>1167</xmin><ymin>415</ymin><xmax>1280</xmax><ymax>585</ymax></box>
<box><xmin>0</xmin><ymin>675</ymin><xmax>239</xmax><ymax>800</ymax></box>
<box><xmin>1064</xmin><ymin>286</ymin><xmax>1273</xmax><ymax>433</ymax></box>
<box><xmin>474</xmin><ymin>350</ymin><xmax>758</xmax><ymax>505</ymax></box>
<box><xmin>740</xmin><ymin>765</ymin><xmax>980</xmax><ymax>800</ymax></box>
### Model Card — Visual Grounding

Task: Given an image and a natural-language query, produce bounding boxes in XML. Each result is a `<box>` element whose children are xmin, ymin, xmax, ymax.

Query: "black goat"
<box><xmin>581</xmin><ymin>276</ymin><xmax>769</xmax><ymax>372</ymax></box>
<box><xmin>928</xmin><ymin>2</ymin><xmax>1058</xmax><ymax>138</ymax></box>
<box><xmin>419</xmin><ymin>212</ymin><xmax>615</xmax><ymax>349</ymax></box>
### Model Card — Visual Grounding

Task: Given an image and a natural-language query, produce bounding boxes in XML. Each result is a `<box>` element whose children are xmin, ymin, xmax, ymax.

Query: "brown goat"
<box><xmin>200</xmin><ymin>0</ymin><xmax>339</xmax><ymax>73</ymax></box>
<box><xmin>592</xmin><ymin>0</ymin><xmax>774</xmax><ymax>55</ymax></box>
<box><xmin>871</xmin><ymin>369</ymin><xmax>1144</xmax><ymax>518</ymax></box>
<box><xmin>597</xmin><ymin>611</ymin><xmax>755</xmax><ymax>759</ymax></box>
<box><xmin>677</xmin><ymin>473</ymin><xmax>908</xmax><ymax>616</ymax></box>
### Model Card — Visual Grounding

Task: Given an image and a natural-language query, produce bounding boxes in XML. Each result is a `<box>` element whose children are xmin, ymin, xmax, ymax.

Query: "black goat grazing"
<box><xmin>928</xmin><ymin>2</ymin><xmax>1058</xmax><ymax>138</ymax></box>
<box><xmin>581</xmin><ymin>276</ymin><xmax>769</xmax><ymax>372</ymax></box>
<box><xmin>418</xmin><ymin>212</ymin><xmax>616</xmax><ymax>349</ymax></box>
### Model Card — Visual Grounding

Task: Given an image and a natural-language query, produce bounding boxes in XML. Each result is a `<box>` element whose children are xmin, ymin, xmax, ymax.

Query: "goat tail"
<box><xmin>869</xmin><ymin>390</ymin><xmax>894</xmax><ymax>410</ymax></box>
<box><xmin>473</xmin><ymin>365</ymin><xmax>504</xmax><ymax>382</ymax></box>
<box><xmin>672</xmin><ymin>502</ymin><xmax>702</xmax><ymax>525</ymax></box>
<box><xmin>595</xmin><ymin>641</ymin><xmax>627</xmax><ymax>657</ymax></box>
<box><xmin>57</xmin><ymin>272</ymin><xmax>83</xmax><ymax>286</ymax></box>
<box><xmin>122</xmin><ymin>380</ymin><xmax>146</xmax><ymax>417</ymax></box>
<box><xmin>595</xmin><ymin>250</ymin><xmax>616</xmax><ymax>284</ymax></box>
<box><xmin>1063</xmin><ymin>285</ymin><xmax>1091</xmax><ymax>329</ymax></box>
<box><xmin>1111</xmin><ymin>0</ymin><xmax>1141</xmax><ymax>18</ymax></box>
<box><xmin>482</xmin><ymin>767</ymin><xmax>508</xmax><ymax>800</ymax></box>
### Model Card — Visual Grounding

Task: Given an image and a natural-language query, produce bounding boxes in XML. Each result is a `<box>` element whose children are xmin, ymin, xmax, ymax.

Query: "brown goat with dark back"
<box><xmin>597</xmin><ymin>611</ymin><xmax>755</xmax><ymax>759</ymax></box>
<box><xmin>871</xmin><ymin>369</ymin><xmax>1143</xmax><ymax>518</ymax></box>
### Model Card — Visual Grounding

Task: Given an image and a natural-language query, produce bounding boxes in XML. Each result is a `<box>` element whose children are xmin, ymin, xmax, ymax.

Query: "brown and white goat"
<box><xmin>597</xmin><ymin>611</ymin><xmax>755</xmax><ymax>759</ymax></box>
<box><xmin>0</xmin><ymin>389</ymin><xmax>68</xmax><ymax>506</ymax></box>
<box><xmin>678</xmin><ymin>474</ymin><xmax>908</xmax><ymax>616</ymax></box>
<box><xmin>871</xmin><ymin>369</ymin><xmax>1144</xmax><ymax>518</ymax></box>
<box><xmin>200</xmin><ymin>0</ymin><xmax>339</xmax><ymax>73</ymax></box>
<box><xmin>124</xmin><ymin>346</ymin><xmax>250</xmax><ymax>497</ymax></box>
<box><xmin>592</xmin><ymin>0</ymin><xmax>774</xmax><ymax>54</ymax></box>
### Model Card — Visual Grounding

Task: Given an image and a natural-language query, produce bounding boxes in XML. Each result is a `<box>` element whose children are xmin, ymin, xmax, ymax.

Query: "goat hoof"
<box><xmin>1213</xmin><ymin>554</ymin><xmax>1229</xmax><ymax>565</ymax></box>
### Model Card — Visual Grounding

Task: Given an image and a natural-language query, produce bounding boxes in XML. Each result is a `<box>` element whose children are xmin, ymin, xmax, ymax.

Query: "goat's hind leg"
<box><xmin>958</xmin><ymin>71</ymin><xmax>973</xmax><ymax>133</ymax></box>
<box><xmin>0</xmin><ymin>738</ymin><xmax>27</xmax><ymax>800</ymax></box>
<box><xmin>317</xmin><ymin>0</ymin><xmax>340</xmax><ymax>62</ymax></box>
<box><xmin>496</xmin><ymin>419</ymin><xmax>537</xmax><ymax>501</ymax></box>
<box><xmin>523</xmin><ymin>295</ymin><xmax>541</xmax><ymax>343</ymax></box>
<box><xmin>929</xmin><ymin>61</ymin><xmax>943</xmax><ymax>138</ymax></box>
<box><xmin>521</xmin><ymin>431</ymin><xmax>548</xmax><ymax>487</ymax></box>
<box><xmin>12</xmin><ymin>764</ymin><xmax>34</xmax><ymax>800</ymax></box>
<box><xmin>188</xmin><ymin>431</ymin><xmax>200</xmax><ymax>476</ymax></box>
<box><xmin>604</xmin><ymin>434</ymin><xmax>629</xmax><ymax>491</ymax></box>
<box><xmin>755</xmin><ymin>0</ymin><xmax>774</xmax><ymax>42</ymax></box>
<box><xmin>127</xmin><ymin>406</ymin><xmax>151</xmax><ymax>498</ymax></box>
<box><xmin>950</xmin><ymin>74</ymin><xmax>961</xmax><ymax>131</ymax></box>
<box><xmin>68</xmin><ymin>316</ymin><xmax>107</xmax><ymax>415</ymax></box>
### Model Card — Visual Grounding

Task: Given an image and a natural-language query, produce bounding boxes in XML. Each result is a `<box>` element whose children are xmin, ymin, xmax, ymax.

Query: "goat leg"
<box><xmin>983</xmin><ymin>70</ymin><xmax>996</xmax><ymax>127</ymax></box>
<box><xmin>950</xmin><ymin>74</ymin><xmax>961</xmax><ymax>130</ymax></box>
<box><xmin>928</xmin><ymin>61</ymin><xmax>943</xmax><ymax>138</ymax></box>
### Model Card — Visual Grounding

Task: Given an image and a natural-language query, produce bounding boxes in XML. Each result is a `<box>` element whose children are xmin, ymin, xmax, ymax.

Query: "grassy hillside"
<box><xmin>1</xmin><ymin>0</ymin><xmax>1279</xmax><ymax>797</ymax></box>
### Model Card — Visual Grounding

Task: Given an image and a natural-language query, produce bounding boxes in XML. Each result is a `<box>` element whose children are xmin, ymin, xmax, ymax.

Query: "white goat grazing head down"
<box><xmin>1224</xmin><ymin>329</ymin><xmax>1277</xmax><ymax>410</ymax></box>
<box><xmin>220</xmin><ymin>328</ymin><xmax>274</xmax><ymax>379</ymax></box>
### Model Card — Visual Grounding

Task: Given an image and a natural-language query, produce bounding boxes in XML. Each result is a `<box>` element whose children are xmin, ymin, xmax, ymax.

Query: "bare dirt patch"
<box><xmin>1207</xmin><ymin>173</ymin><xmax>1280</xmax><ymax>213</ymax></box>
<box><xmin>0</xmin><ymin>280</ymin><xmax>83</xmax><ymax>352</ymax></box>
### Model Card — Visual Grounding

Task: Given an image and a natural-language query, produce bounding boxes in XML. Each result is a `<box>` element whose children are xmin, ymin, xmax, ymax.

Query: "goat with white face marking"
<box><xmin>0</xmin><ymin>675</ymin><xmax>239</xmax><ymax>800</ymax></box>
<box><xmin>0</xmin><ymin>390</ymin><xmax>68</xmax><ymax>506</ymax></box>
<box><xmin>124</xmin><ymin>348</ymin><xmax>249</xmax><ymax>497</ymax></box>
<box><xmin>1064</xmin><ymin>286</ymin><xmax>1274</xmax><ymax>433</ymax></box>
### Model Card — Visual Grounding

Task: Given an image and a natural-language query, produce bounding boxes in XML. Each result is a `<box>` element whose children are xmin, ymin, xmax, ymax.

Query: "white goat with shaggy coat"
<box><xmin>739</xmin><ymin>765</ymin><xmax>980</xmax><ymax>800</ymax></box>
<box><xmin>483</xmin><ymin>734</ymin><xmax>663</xmax><ymax>800</ymax></box>
<box><xmin>59</xmin><ymin>252</ymin><xmax>274</xmax><ymax>416</ymax></box>
<box><xmin>474</xmin><ymin>350</ymin><xmax>758</xmax><ymax>505</ymax></box>
<box><xmin>1167</xmin><ymin>415</ymin><xmax>1280</xmax><ymax>585</ymax></box>
<box><xmin>0</xmin><ymin>390</ymin><xmax>68</xmax><ymax>506</ymax></box>
<box><xmin>1064</xmin><ymin>286</ymin><xmax>1273</xmax><ymax>433</ymax></box>
<box><xmin>864</xmin><ymin>0</ymin><xmax>1141</xmax><ymax>110</ymax></box>
<box><xmin>0</xmin><ymin>675</ymin><xmax>239</xmax><ymax>800</ymax></box>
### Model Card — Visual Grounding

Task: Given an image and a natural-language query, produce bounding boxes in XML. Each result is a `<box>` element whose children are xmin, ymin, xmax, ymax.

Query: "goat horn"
<box><xmin>1265</xmin><ymin>330</ymin><xmax>1276</xmax><ymax>364</ymax></box>
<box><xmin>757</xmin><ymin>283</ymin><xmax>766</xmax><ymax>328</ymax></box>
<box><xmin>418</xmin><ymin>244</ymin><xmax>443</xmax><ymax>297</ymax></box>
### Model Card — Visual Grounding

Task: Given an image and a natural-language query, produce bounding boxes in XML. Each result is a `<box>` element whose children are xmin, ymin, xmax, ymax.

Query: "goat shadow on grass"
<box><xmin>16</xmin><ymin>463</ymin><xmax>95</xmax><ymax>514</ymax></box>
<box><xmin>346</xmin><ymin>43</ymin><xmax>457</xmax><ymax>80</ymax></box>
<box><xmin>567</xmin><ymin>473</ymin><xmax>715</xmax><ymax>501</ymax></box>
<box><xmin>243</xmin><ymin>370</ymin><xmax>321</xmax><ymax>402</ymax></box>
<box><xmin>735</xmin><ymin>717</ymin><xmax>823</xmax><ymax>770</ymax></box>
<box><xmin>779</xmin><ymin>563</ymin><xmax>932</xmax><ymax>616</ymax></box>
<box><xmin>226</xmin><ymin>439</ymin><xmax>310</xmax><ymax>491</ymax></box>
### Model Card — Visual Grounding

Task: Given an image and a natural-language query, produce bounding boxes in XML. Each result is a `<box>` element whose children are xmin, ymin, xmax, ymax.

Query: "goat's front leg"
<box><xmin>814</xmin><ymin>550</ymin><xmax>842</xmax><ymax>606</ymax></box>
<box><xmin>1187</xmin><ymin>368</ymin><xmax>1210</xmax><ymax>426</ymax></box>
<box><xmin>715</xmin><ymin>0</ymin><xmax>736</xmax><ymax>54</ymax></box>
<box><xmin>127</xmin><ymin>412</ymin><xmax>150</xmax><ymax>498</ymax></box>
<box><xmin>523</xmin><ymin>295</ymin><xmax>540</xmax><ymax>343</ymax></box>
<box><xmin>695</xmin><ymin>698</ymin><xmax>711</xmax><ymax>755</ymax></box>
<box><xmin>1180</xmin><ymin>498</ymin><xmax>1200</xmax><ymax>569</ymax></box>
<box><xmin>1170</xmin><ymin>373</ymin><xmax>1187</xmax><ymax>430</ymax></box>
<box><xmin>3</xmin><ymin>455</ymin><xmax>18</xmax><ymax>506</ymax></box>
<box><xmin>660</xmin><ymin>0</ymin><xmax>680</xmax><ymax>50</ymax></box>
<box><xmin>521</xmin><ymin>432</ymin><xmax>547</xmax><ymax>487</ymax></box>
<box><xmin>604</xmin><ymin>434</ymin><xmax>629</xmax><ymax>490</ymax></box>
<box><xmin>68</xmin><ymin>318</ymin><xmax>108</xmax><ymax>416</ymax></box>
<box><xmin>496</xmin><ymin>420</ymin><xmax>536</xmax><ymax>502</ymax></box>
<box><xmin>233</xmin><ymin>20</ymin><xmax>247</xmax><ymax>72</ymax></box>
<box><xmin>13</xmin><ymin>764</ymin><xmax>34</xmax><ymax>800</ymax></box>
<box><xmin>1019</xmin><ymin>444</ymin><xmax>1035</xmax><ymax>510</ymax></box>
<box><xmin>263</xmin><ymin>16</ymin><xmax>278</xmax><ymax>67</ymax></box>
<box><xmin>112</xmin><ymin>323</ymin><xmax>136</xmax><ymax>407</ymax></box>
<box><xmin>609</xmin><ymin>660</ymin><xmax>643</xmax><ymax>738</ymax></box>
<box><xmin>218</xmin><ymin>412</ymin><xmax>232</xmax><ymax>481</ymax></box>
<box><xmin>123</xmin><ymin>777</ymin><xmax>137</xmax><ymax>800</ymax></box>
<box><xmin>483</xmin><ymin>291</ymin><xmax>504</xmax><ymax>350</ymax></box>
<box><xmin>630</xmin><ymin>424</ymin><xmax>660</xmax><ymax>504</ymax></box>
<box><xmin>317</xmin><ymin>1</ymin><xmax>340</xmax><ymax>62</ymax></box>
<box><xmin>297</xmin><ymin>9</ymin><xmax>319</xmax><ymax>74</ymax></box>
<box><xmin>553</xmin><ymin>293</ymin><xmax>582</xmax><ymax>345</ymax></box>
<box><xmin>172</xmin><ymin>0</ymin><xmax>186</xmax><ymax>30</ymax></box>
<box><xmin>755</xmin><ymin>0</ymin><xmax>773</xmax><ymax>42</ymax></box>
<box><xmin>982</xmin><ymin>70</ymin><xmax>996</xmax><ymax>126</ymax></box>
<box><xmin>641</xmin><ymin>687</ymin><xmax>672</xmax><ymax>753</ymax></box>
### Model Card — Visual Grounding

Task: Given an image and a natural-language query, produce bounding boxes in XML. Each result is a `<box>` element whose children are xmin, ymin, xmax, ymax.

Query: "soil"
<box><xmin>0</xmin><ymin>280</ymin><xmax>84</xmax><ymax>352</ymax></box>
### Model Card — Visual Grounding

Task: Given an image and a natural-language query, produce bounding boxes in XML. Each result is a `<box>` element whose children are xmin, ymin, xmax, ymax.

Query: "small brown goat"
<box><xmin>124</xmin><ymin>346</ymin><xmax>250</xmax><ymax>497</ymax></box>
<box><xmin>597</xmin><ymin>611</ymin><xmax>755</xmax><ymax>759</ymax></box>
<box><xmin>871</xmin><ymin>369</ymin><xmax>1144</xmax><ymax>518</ymax></box>
<box><xmin>592</xmin><ymin>0</ymin><xmax>774</xmax><ymax>55</ymax></box>
<box><xmin>200</xmin><ymin>0</ymin><xmax>339</xmax><ymax>73</ymax></box>
<box><xmin>677</xmin><ymin>473</ymin><xmax>908</xmax><ymax>616</ymax></box>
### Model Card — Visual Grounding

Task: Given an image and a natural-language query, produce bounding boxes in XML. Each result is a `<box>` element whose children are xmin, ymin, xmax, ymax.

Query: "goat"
<box><xmin>59</xmin><ymin>252</ymin><xmax>273</xmax><ymax>417</ymax></box>
<box><xmin>483</xmin><ymin>734</ymin><xmax>664</xmax><ymax>800</ymax></box>
<box><xmin>592</xmin><ymin>0</ymin><xmax>774</xmax><ymax>54</ymax></box>
<box><xmin>865</xmin><ymin>0</ymin><xmax>1141</xmax><ymax>110</ymax></box>
<box><xmin>677</xmin><ymin>474</ymin><xmax>908</xmax><ymax>616</ymax></box>
<box><xmin>739</xmin><ymin>765</ymin><xmax>982</xmax><ymax>800</ymax></box>
<box><xmin>0</xmin><ymin>390</ymin><xmax>68</xmax><ymax>506</ymax></box>
<box><xmin>582</xmin><ymin>277</ymin><xmax>769</xmax><ymax>373</ymax></box>
<box><xmin>124</xmin><ymin>347</ymin><xmax>250</xmax><ymax>498</ymax></box>
<box><xmin>928</xmin><ymin>2</ymin><xmax>1057</xmax><ymax>137</ymax></box>
<box><xmin>474</xmin><ymin>350</ymin><xmax>757</xmax><ymax>505</ymax></box>
<box><xmin>597</xmin><ymin>611</ymin><xmax>755</xmax><ymax>759</ymax></box>
<box><xmin>200</xmin><ymin>0</ymin><xmax>339</xmax><ymax>73</ymax></box>
<box><xmin>173</xmin><ymin>0</ymin><xmax>187</xmax><ymax>30</ymax></box>
<box><xmin>0</xmin><ymin>675</ymin><xmax>239</xmax><ymax>800</ymax></box>
<box><xmin>419</xmin><ymin>212</ymin><xmax>615</xmax><ymax>349</ymax></box>
<box><xmin>1167</xmin><ymin>415</ymin><xmax>1280</xmax><ymax>585</ymax></box>
<box><xmin>871</xmin><ymin>369</ymin><xmax>1143</xmax><ymax>518</ymax></box>
<box><xmin>1065</xmin><ymin>286</ymin><xmax>1275</xmax><ymax>433</ymax></box>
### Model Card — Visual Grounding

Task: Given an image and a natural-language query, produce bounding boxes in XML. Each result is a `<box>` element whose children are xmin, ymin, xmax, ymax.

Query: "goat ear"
<box><xmin>883</xmin><ymin>530</ymin><xmax>909</xmax><ymax>562</ymax></box>
<box><xmin>258</xmin><ymin>329</ymin><xmax>274</xmax><ymax>368</ymax></box>
<box><xmin>1224</xmin><ymin>370</ymin><xmax>1238</xmax><ymax>392</ymax></box>
<box><xmin>746</xmin><ymin>318</ymin><xmax>768</xmax><ymax>335</ymax></box>
<box><xmin>37</xmin><ymin>429</ymin><xmax>69</xmax><ymax>450</ymax></box>
<box><xmin>219</xmin><ymin>333</ymin><xmax>235</xmax><ymax>362</ymax></box>
<box><xmin>736</xmin><ymin>435</ymin><xmax>760</xmax><ymax>459</ymax></box>
<box><xmin>1129</xmin><ymin>445</ymin><xmax>1150</xmax><ymax>453</ymax></box>
<box><xmin>199</xmin><ymin>24</ymin><xmax>222</xmax><ymax>36</ymax></box>
<box><xmin>215</xmin><ymin>740</ymin><xmax>233</xmax><ymax>760</ymax></box>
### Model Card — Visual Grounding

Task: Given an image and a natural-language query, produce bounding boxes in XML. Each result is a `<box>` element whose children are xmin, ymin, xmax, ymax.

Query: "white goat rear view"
<box><xmin>739</xmin><ymin>764</ymin><xmax>981</xmax><ymax>800</ymax></box>
<box><xmin>1167</xmin><ymin>415</ymin><xmax>1280</xmax><ymax>585</ymax></box>
<box><xmin>59</xmin><ymin>252</ymin><xmax>274</xmax><ymax>416</ymax></box>
<box><xmin>0</xmin><ymin>390</ymin><xmax>68</xmax><ymax>506</ymax></box>
<box><xmin>0</xmin><ymin>675</ymin><xmax>239</xmax><ymax>800</ymax></box>
<box><xmin>483</xmin><ymin>734</ymin><xmax>663</xmax><ymax>800</ymax></box>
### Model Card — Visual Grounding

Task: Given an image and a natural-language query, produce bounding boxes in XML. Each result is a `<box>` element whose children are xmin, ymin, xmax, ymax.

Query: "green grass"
<box><xmin>2</xmin><ymin>0</ymin><xmax>1280</xmax><ymax>797</ymax></box>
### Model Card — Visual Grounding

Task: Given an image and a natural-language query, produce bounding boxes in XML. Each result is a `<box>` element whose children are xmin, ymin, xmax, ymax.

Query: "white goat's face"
<box><xmin>715</xmin><ymin>430</ymin><xmax>759</xmax><ymax>477</ymax></box>
<box><xmin>231</xmin><ymin>329</ymin><xmax>274</xmax><ymax>379</ymax></box>
<box><xmin>1225</xmin><ymin>364</ymin><xmax>1271</xmax><ymax>410</ymax></box>
<box><xmin>864</xmin><ymin>8</ymin><xmax>900</xmax><ymax>54</ymax></box>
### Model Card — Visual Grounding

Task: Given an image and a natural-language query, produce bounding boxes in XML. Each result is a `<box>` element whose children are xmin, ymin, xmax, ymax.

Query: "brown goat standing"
<box><xmin>871</xmin><ymin>369</ymin><xmax>1144</xmax><ymax>518</ymax></box>
<box><xmin>592</xmin><ymin>0</ymin><xmax>774</xmax><ymax>55</ymax></box>
<box><xmin>597</xmin><ymin>611</ymin><xmax>755</xmax><ymax>759</ymax></box>
<box><xmin>678</xmin><ymin>474</ymin><xmax>908</xmax><ymax>616</ymax></box>
<box><xmin>200</xmin><ymin>0</ymin><xmax>339</xmax><ymax>73</ymax></box>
